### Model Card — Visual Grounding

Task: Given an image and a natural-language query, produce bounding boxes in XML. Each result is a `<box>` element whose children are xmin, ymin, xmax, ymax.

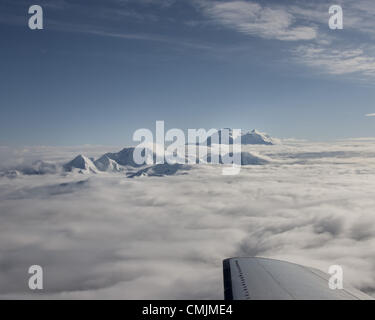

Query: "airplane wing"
<box><xmin>223</xmin><ymin>257</ymin><xmax>373</xmax><ymax>300</ymax></box>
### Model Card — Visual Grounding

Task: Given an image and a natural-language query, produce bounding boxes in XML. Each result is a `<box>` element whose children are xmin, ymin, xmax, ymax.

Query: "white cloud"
<box><xmin>1</xmin><ymin>141</ymin><xmax>375</xmax><ymax>298</ymax></box>
<box><xmin>293</xmin><ymin>45</ymin><xmax>375</xmax><ymax>78</ymax></box>
<box><xmin>342</xmin><ymin>0</ymin><xmax>375</xmax><ymax>36</ymax></box>
<box><xmin>365</xmin><ymin>113</ymin><xmax>375</xmax><ymax>117</ymax></box>
<box><xmin>193</xmin><ymin>0</ymin><xmax>375</xmax><ymax>81</ymax></box>
<box><xmin>199</xmin><ymin>0</ymin><xmax>317</xmax><ymax>41</ymax></box>
<box><xmin>199</xmin><ymin>0</ymin><xmax>375</xmax><ymax>40</ymax></box>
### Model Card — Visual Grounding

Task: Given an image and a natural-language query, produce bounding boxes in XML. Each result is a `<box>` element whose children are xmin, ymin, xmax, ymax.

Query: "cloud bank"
<box><xmin>1</xmin><ymin>140</ymin><xmax>375</xmax><ymax>298</ymax></box>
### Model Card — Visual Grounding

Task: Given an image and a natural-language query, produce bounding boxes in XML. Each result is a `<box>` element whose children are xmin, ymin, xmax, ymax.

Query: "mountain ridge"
<box><xmin>1</xmin><ymin>129</ymin><xmax>277</xmax><ymax>177</ymax></box>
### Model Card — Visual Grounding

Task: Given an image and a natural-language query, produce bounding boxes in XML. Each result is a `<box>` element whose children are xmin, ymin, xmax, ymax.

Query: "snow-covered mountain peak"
<box><xmin>241</xmin><ymin>129</ymin><xmax>276</xmax><ymax>145</ymax></box>
<box><xmin>94</xmin><ymin>155</ymin><xmax>123</xmax><ymax>172</ymax></box>
<box><xmin>207</xmin><ymin>129</ymin><xmax>278</xmax><ymax>145</ymax></box>
<box><xmin>63</xmin><ymin>154</ymin><xmax>98</xmax><ymax>174</ymax></box>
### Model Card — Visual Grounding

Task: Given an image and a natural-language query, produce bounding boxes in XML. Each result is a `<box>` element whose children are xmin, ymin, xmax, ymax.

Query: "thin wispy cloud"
<box><xmin>3</xmin><ymin>0</ymin><xmax>375</xmax><ymax>82</ymax></box>
<box><xmin>199</xmin><ymin>0</ymin><xmax>317</xmax><ymax>41</ymax></box>
<box><xmin>192</xmin><ymin>0</ymin><xmax>375</xmax><ymax>81</ymax></box>
<box><xmin>293</xmin><ymin>45</ymin><xmax>375</xmax><ymax>78</ymax></box>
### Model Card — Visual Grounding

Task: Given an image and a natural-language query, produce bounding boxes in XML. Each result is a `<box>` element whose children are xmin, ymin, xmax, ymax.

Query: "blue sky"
<box><xmin>1</xmin><ymin>0</ymin><xmax>375</xmax><ymax>145</ymax></box>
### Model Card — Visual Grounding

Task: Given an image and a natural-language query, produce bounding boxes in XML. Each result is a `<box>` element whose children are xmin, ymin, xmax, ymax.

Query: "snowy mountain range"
<box><xmin>205</xmin><ymin>129</ymin><xmax>278</xmax><ymax>146</ymax></box>
<box><xmin>0</xmin><ymin>129</ymin><xmax>277</xmax><ymax>178</ymax></box>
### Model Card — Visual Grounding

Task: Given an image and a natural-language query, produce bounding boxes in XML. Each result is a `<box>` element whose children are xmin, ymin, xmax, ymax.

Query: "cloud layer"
<box><xmin>1</xmin><ymin>140</ymin><xmax>375</xmax><ymax>298</ymax></box>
